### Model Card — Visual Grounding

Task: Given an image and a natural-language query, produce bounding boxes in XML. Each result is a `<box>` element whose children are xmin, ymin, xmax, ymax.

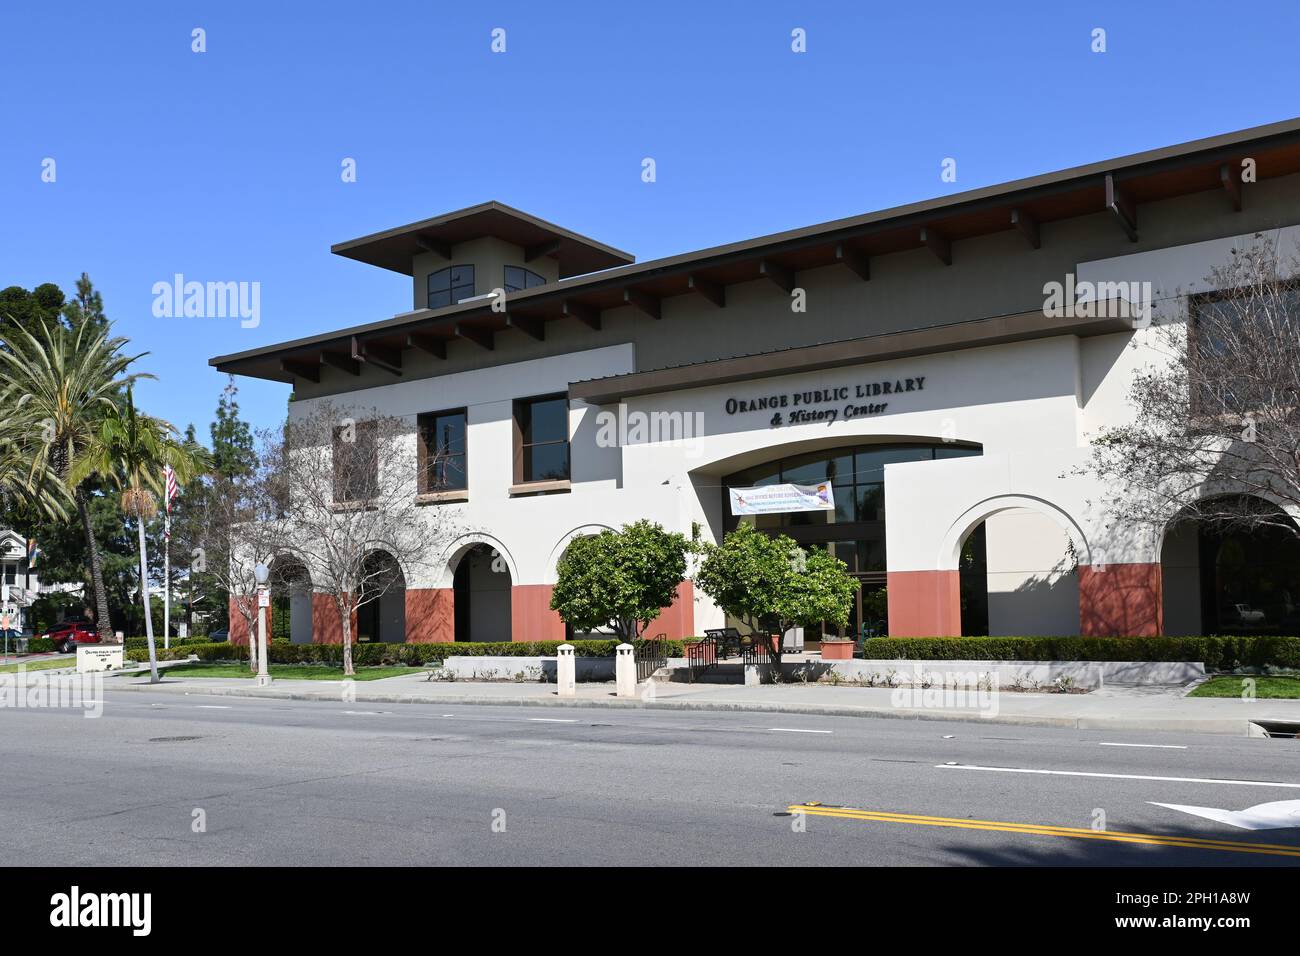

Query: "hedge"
<box><xmin>123</xmin><ymin>635</ymin><xmax>220</xmax><ymax>652</ymax></box>
<box><xmin>859</xmin><ymin>636</ymin><xmax>1300</xmax><ymax>670</ymax></box>
<box><xmin>126</xmin><ymin>638</ymin><xmax>689</xmax><ymax>667</ymax></box>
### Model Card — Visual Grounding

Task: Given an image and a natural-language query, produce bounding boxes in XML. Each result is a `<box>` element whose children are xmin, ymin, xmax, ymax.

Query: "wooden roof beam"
<box><xmin>507</xmin><ymin>315</ymin><xmax>546</xmax><ymax>341</ymax></box>
<box><xmin>280</xmin><ymin>358</ymin><xmax>319</xmax><ymax>383</ymax></box>
<box><xmin>687</xmin><ymin>275</ymin><xmax>726</xmax><ymax>308</ymax></box>
<box><xmin>406</xmin><ymin>332</ymin><xmax>447</xmax><ymax>360</ymax></box>
<box><xmin>920</xmin><ymin>227</ymin><xmax>951</xmax><ymax>265</ymax></box>
<box><xmin>455</xmin><ymin>324</ymin><xmax>495</xmax><ymax>351</ymax></box>
<box><xmin>562</xmin><ymin>299</ymin><xmax>601</xmax><ymax>330</ymax></box>
<box><xmin>351</xmin><ymin>337</ymin><xmax>402</xmax><ymax>376</ymax></box>
<box><xmin>759</xmin><ymin>259</ymin><xmax>795</xmax><ymax>293</ymax></box>
<box><xmin>1220</xmin><ymin>162</ymin><xmax>1243</xmax><ymax>212</ymax></box>
<box><xmin>525</xmin><ymin>238</ymin><xmax>562</xmax><ymax>262</ymax></box>
<box><xmin>834</xmin><ymin>243</ymin><xmax>870</xmax><ymax>280</ymax></box>
<box><xmin>414</xmin><ymin>235</ymin><xmax>453</xmax><ymax>259</ymax></box>
<box><xmin>1105</xmin><ymin>173</ymin><xmax>1138</xmax><ymax>242</ymax></box>
<box><xmin>1011</xmin><ymin>209</ymin><xmax>1040</xmax><ymax>249</ymax></box>
<box><xmin>624</xmin><ymin>288</ymin><xmax>661</xmax><ymax>320</ymax></box>
<box><xmin>320</xmin><ymin>350</ymin><xmax>360</xmax><ymax>376</ymax></box>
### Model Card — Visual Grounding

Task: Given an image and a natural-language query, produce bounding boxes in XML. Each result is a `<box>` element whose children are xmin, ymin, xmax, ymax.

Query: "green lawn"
<box><xmin>0</xmin><ymin>656</ymin><xmax>77</xmax><ymax>673</ymax></box>
<box><xmin>158</xmin><ymin>663</ymin><xmax>426</xmax><ymax>681</ymax></box>
<box><xmin>1189</xmin><ymin>676</ymin><xmax>1300</xmax><ymax>699</ymax></box>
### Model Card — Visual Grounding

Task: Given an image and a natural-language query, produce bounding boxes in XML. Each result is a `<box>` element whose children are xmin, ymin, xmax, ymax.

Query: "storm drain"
<box><xmin>1249</xmin><ymin>721</ymin><xmax>1300</xmax><ymax>739</ymax></box>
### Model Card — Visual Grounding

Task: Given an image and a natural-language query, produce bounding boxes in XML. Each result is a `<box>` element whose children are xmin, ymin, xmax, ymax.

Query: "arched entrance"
<box><xmin>357</xmin><ymin>550</ymin><xmax>406</xmax><ymax>644</ymax></box>
<box><xmin>270</xmin><ymin>557</ymin><xmax>314</xmax><ymax>645</ymax></box>
<box><xmin>721</xmin><ymin>441</ymin><xmax>982</xmax><ymax>638</ymax></box>
<box><xmin>1161</xmin><ymin>496</ymin><xmax>1300</xmax><ymax>635</ymax></box>
<box><xmin>942</xmin><ymin>496</ymin><xmax>1087</xmax><ymax>637</ymax></box>
<box><xmin>452</xmin><ymin>543</ymin><xmax>512</xmax><ymax>642</ymax></box>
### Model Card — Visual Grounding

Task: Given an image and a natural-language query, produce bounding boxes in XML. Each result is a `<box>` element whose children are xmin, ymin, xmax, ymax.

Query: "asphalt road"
<box><xmin>3</xmin><ymin>688</ymin><xmax>1300</xmax><ymax>866</ymax></box>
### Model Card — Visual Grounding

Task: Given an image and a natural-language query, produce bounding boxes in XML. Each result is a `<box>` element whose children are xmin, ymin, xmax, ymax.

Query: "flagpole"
<box><xmin>163</xmin><ymin>512</ymin><xmax>171</xmax><ymax>651</ymax></box>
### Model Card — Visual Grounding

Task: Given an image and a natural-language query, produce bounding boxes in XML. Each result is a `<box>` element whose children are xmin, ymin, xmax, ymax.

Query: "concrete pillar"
<box><xmin>556</xmin><ymin>643</ymin><xmax>576</xmax><ymax>697</ymax></box>
<box><xmin>615</xmin><ymin>643</ymin><xmax>635</xmax><ymax>698</ymax></box>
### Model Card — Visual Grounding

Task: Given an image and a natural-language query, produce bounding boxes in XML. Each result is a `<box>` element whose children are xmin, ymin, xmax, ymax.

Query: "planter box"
<box><xmin>819</xmin><ymin>640</ymin><xmax>856</xmax><ymax>661</ymax></box>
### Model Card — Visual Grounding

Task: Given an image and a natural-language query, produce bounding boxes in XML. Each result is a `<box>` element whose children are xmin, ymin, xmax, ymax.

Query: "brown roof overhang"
<box><xmin>212</xmin><ymin>117</ymin><xmax>1300</xmax><ymax>384</ymax></box>
<box><xmin>330</xmin><ymin>200</ymin><xmax>635</xmax><ymax>278</ymax></box>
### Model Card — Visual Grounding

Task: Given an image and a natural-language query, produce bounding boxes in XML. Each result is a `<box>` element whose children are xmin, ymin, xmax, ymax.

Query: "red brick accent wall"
<box><xmin>649</xmin><ymin>580</ymin><xmax>695</xmax><ymax>639</ymax></box>
<box><xmin>1078</xmin><ymin>563</ymin><xmax>1162</xmax><ymax>637</ymax></box>
<box><xmin>406</xmin><ymin>588</ymin><xmax>455</xmax><ymax>642</ymax></box>
<box><xmin>312</xmin><ymin>593</ymin><xmax>350</xmax><ymax>644</ymax></box>
<box><xmin>511</xmin><ymin>585</ymin><xmax>566</xmax><ymax>642</ymax></box>
<box><xmin>887</xmin><ymin>570</ymin><xmax>962</xmax><ymax>637</ymax></box>
<box><xmin>227</xmin><ymin>596</ymin><xmax>270</xmax><ymax>645</ymax></box>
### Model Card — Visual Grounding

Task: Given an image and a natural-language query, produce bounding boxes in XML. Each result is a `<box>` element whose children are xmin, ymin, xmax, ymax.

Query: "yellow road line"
<box><xmin>787</xmin><ymin>804</ymin><xmax>1300</xmax><ymax>858</ymax></box>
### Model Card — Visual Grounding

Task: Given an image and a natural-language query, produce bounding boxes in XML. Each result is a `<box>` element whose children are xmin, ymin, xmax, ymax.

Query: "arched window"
<box><xmin>428</xmin><ymin>265</ymin><xmax>475</xmax><ymax>309</ymax></box>
<box><xmin>504</xmin><ymin>266</ymin><xmax>546</xmax><ymax>293</ymax></box>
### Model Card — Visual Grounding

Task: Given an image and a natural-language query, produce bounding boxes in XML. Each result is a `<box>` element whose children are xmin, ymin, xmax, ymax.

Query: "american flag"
<box><xmin>163</xmin><ymin>464</ymin><xmax>178</xmax><ymax>540</ymax></box>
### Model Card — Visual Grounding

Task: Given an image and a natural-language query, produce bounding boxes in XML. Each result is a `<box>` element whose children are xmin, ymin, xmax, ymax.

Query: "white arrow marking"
<box><xmin>1149</xmin><ymin>799</ymin><xmax>1300</xmax><ymax>830</ymax></box>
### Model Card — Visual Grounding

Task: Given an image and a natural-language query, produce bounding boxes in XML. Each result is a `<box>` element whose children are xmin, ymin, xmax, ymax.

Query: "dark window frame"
<box><xmin>504</xmin><ymin>266</ymin><xmax>547</xmax><ymax>293</ymax></box>
<box><xmin>416</xmin><ymin>407</ymin><xmax>468</xmax><ymax>494</ymax></box>
<box><xmin>332</xmin><ymin>420</ymin><xmax>378</xmax><ymax>505</ymax></box>
<box><xmin>427</xmin><ymin>265</ymin><xmax>476</xmax><ymax>310</ymax></box>
<box><xmin>513</xmin><ymin>393</ymin><xmax>571</xmax><ymax>484</ymax></box>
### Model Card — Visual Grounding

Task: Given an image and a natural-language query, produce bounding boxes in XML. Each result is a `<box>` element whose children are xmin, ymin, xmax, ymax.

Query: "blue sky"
<box><xmin>4</xmin><ymin>0</ymin><xmax>1299</xmax><ymax>438</ymax></box>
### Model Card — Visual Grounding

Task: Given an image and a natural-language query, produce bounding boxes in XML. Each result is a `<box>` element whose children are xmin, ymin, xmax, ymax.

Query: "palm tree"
<box><xmin>0</xmin><ymin>412</ymin><xmax>67</xmax><ymax>522</ymax></box>
<box><xmin>0</xmin><ymin>319</ymin><xmax>147</xmax><ymax>642</ymax></box>
<box><xmin>72</xmin><ymin>387</ymin><xmax>208</xmax><ymax>682</ymax></box>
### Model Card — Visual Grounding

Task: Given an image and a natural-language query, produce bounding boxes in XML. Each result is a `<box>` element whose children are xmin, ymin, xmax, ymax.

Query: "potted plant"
<box><xmin>818</xmin><ymin>633</ymin><xmax>856</xmax><ymax>660</ymax></box>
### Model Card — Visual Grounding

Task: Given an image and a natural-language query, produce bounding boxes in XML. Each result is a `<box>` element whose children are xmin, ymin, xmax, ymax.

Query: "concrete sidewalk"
<box><xmin>95</xmin><ymin>670</ymin><xmax>1300</xmax><ymax>737</ymax></box>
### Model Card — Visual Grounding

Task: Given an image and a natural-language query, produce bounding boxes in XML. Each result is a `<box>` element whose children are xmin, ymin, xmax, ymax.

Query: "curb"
<box><xmin>99</xmin><ymin>679</ymin><xmax>1259</xmax><ymax>737</ymax></box>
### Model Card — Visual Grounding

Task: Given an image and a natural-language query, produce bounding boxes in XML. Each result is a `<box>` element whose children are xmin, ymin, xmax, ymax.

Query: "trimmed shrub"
<box><xmin>24</xmin><ymin>638</ymin><xmax>57</xmax><ymax>654</ymax></box>
<box><xmin>125</xmin><ymin>638</ymin><xmax>688</xmax><ymax>666</ymax></box>
<box><xmin>859</xmin><ymin>635</ymin><xmax>1300</xmax><ymax>670</ymax></box>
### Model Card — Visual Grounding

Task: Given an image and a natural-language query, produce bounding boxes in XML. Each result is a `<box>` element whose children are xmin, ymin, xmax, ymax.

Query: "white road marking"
<box><xmin>938</xmin><ymin>763</ymin><xmax>1300</xmax><ymax>789</ymax></box>
<box><xmin>770</xmin><ymin>728</ymin><xmax>832</xmax><ymax>734</ymax></box>
<box><xmin>1099</xmin><ymin>742</ymin><xmax>1188</xmax><ymax>749</ymax></box>
<box><xmin>528</xmin><ymin>718</ymin><xmax>577</xmax><ymax>723</ymax></box>
<box><xmin>1150</xmin><ymin>799</ymin><xmax>1300</xmax><ymax>830</ymax></box>
<box><xmin>195</xmin><ymin>705</ymin><xmax>231</xmax><ymax>709</ymax></box>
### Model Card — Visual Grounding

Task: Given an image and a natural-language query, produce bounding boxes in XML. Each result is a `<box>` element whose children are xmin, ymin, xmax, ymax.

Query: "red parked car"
<box><xmin>40</xmin><ymin>621</ymin><xmax>101</xmax><ymax>654</ymax></box>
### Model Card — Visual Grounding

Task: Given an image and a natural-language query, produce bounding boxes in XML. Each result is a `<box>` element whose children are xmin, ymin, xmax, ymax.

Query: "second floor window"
<box><xmin>417</xmin><ymin>408</ymin><xmax>467</xmax><ymax>492</ymax></box>
<box><xmin>514</xmin><ymin>394</ymin><xmax>570</xmax><ymax>483</ymax></box>
<box><xmin>504</xmin><ymin>266</ymin><xmax>546</xmax><ymax>293</ymax></box>
<box><xmin>333</xmin><ymin>420</ymin><xmax>377</xmax><ymax>504</ymax></box>
<box><xmin>428</xmin><ymin>265</ymin><xmax>475</xmax><ymax>309</ymax></box>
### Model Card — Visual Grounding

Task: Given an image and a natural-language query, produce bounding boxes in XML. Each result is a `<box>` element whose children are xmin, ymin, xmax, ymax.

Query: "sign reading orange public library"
<box><xmin>723</xmin><ymin>375</ymin><xmax>926</xmax><ymax>426</ymax></box>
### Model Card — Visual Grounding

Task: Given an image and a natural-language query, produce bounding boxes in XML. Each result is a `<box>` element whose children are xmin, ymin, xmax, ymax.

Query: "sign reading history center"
<box><xmin>723</xmin><ymin>375</ymin><xmax>927</xmax><ymax>427</ymax></box>
<box><xmin>729</xmin><ymin>482</ymin><xmax>835</xmax><ymax>516</ymax></box>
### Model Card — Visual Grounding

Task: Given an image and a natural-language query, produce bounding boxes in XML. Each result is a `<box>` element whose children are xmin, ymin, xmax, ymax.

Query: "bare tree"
<box><xmin>1089</xmin><ymin>237</ymin><xmax>1300</xmax><ymax>537</ymax></box>
<box><xmin>261</xmin><ymin>403</ymin><xmax>457</xmax><ymax>676</ymax></box>
<box><xmin>177</xmin><ymin>462</ymin><xmax>286</xmax><ymax>673</ymax></box>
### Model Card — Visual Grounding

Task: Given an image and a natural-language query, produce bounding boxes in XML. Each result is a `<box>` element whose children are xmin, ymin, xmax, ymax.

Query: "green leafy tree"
<box><xmin>694</xmin><ymin>523</ymin><xmax>859</xmax><ymax>676</ymax></box>
<box><xmin>210</xmin><ymin>376</ymin><xmax>256</xmax><ymax>478</ymax></box>
<box><xmin>61</xmin><ymin>274</ymin><xmax>109</xmax><ymax>336</ymax></box>
<box><xmin>550</xmin><ymin>520</ymin><xmax>689</xmax><ymax>642</ymax></box>
<box><xmin>0</xmin><ymin>318</ymin><xmax>149</xmax><ymax>642</ymax></box>
<box><xmin>0</xmin><ymin>283</ymin><xmax>66</xmax><ymax>343</ymax></box>
<box><xmin>71</xmin><ymin>387</ymin><xmax>208</xmax><ymax>681</ymax></box>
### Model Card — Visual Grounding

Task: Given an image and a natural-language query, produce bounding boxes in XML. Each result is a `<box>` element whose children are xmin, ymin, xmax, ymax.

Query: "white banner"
<box><xmin>729</xmin><ymin>482</ymin><xmax>835</xmax><ymax>516</ymax></box>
